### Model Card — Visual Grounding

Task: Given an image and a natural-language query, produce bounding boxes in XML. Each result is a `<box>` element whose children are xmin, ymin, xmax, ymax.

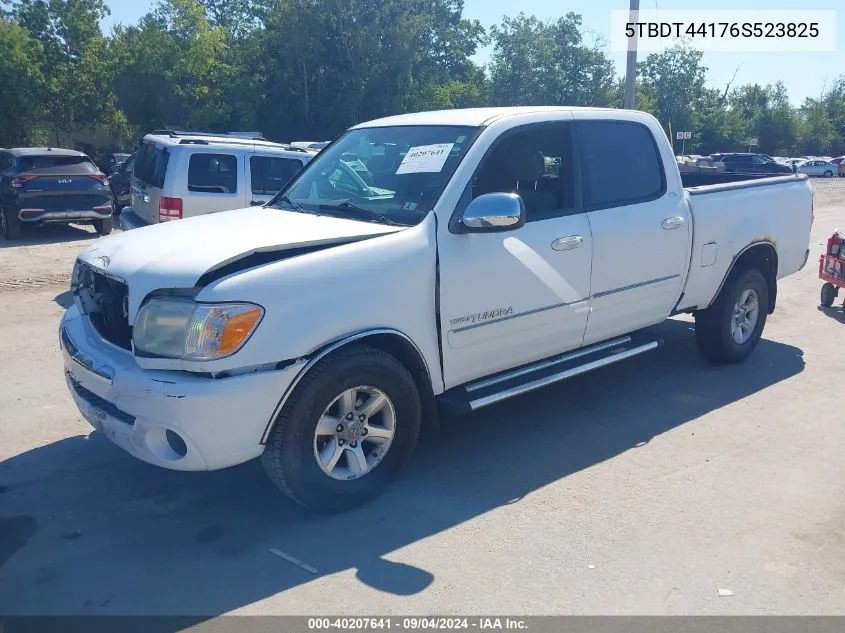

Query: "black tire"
<box><xmin>1</xmin><ymin>207</ymin><xmax>21</xmax><ymax>240</ymax></box>
<box><xmin>824</xmin><ymin>170</ymin><xmax>834</xmax><ymax>178</ymax></box>
<box><xmin>695</xmin><ymin>268</ymin><xmax>769</xmax><ymax>364</ymax></box>
<box><xmin>261</xmin><ymin>344</ymin><xmax>422</xmax><ymax>512</ymax></box>
<box><xmin>93</xmin><ymin>216</ymin><xmax>113</xmax><ymax>236</ymax></box>
<box><xmin>821</xmin><ymin>282</ymin><xmax>836</xmax><ymax>307</ymax></box>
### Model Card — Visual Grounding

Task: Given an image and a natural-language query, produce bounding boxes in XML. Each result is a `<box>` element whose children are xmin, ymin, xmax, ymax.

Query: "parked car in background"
<box><xmin>289</xmin><ymin>141</ymin><xmax>331</xmax><ymax>152</ymax></box>
<box><xmin>0</xmin><ymin>147</ymin><xmax>114</xmax><ymax>240</ymax></box>
<box><xmin>796</xmin><ymin>159</ymin><xmax>837</xmax><ymax>177</ymax></box>
<box><xmin>710</xmin><ymin>153</ymin><xmax>794</xmax><ymax>175</ymax></box>
<box><xmin>62</xmin><ymin>106</ymin><xmax>812</xmax><ymax>511</ymax></box>
<box><xmin>783</xmin><ymin>158</ymin><xmax>805</xmax><ymax>169</ymax></box>
<box><xmin>830</xmin><ymin>156</ymin><xmax>845</xmax><ymax>176</ymax></box>
<box><xmin>109</xmin><ymin>152</ymin><xmax>135</xmax><ymax>212</ymax></box>
<box><xmin>103</xmin><ymin>152</ymin><xmax>131</xmax><ymax>174</ymax></box>
<box><xmin>119</xmin><ymin>132</ymin><xmax>314</xmax><ymax>230</ymax></box>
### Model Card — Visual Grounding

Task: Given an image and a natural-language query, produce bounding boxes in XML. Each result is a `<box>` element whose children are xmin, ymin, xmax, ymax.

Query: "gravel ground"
<box><xmin>1</xmin><ymin>179</ymin><xmax>845</xmax><ymax>617</ymax></box>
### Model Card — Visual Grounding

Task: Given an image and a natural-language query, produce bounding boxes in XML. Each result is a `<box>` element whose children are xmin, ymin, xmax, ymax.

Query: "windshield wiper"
<box><xmin>319</xmin><ymin>201</ymin><xmax>403</xmax><ymax>226</ymax></box>
<box><xmin>275</xmin><ymin>193</ymin><xmax>308</xmax><ymax>214</ymax></box>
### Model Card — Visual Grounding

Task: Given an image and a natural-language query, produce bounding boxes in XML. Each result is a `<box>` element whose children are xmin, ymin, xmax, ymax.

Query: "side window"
<box><xmin>250</xmin><ymin>156</ymin><xmax>303</xmax><ymax>195</ymax></box>
<box><xmin>578</xmin><ymin>120</ymin><xmax>664</xmax><ymax>209</ymax></box>
<box><xmin>751</xmin><ymin>155</ymin><xmax>766</xmax><ymax>165</ymax></box>
<box><xmin>471</xmin><ymin>122</ymin><xmax>574</xmax><ymax>220</ymax></box>
<box><xmin>0</xmin><ymin>153</ymin><xmax>11</xmax><ymax>171</ymax></box>
<box><xmin>188</xmin><ymin>153</ymin><xmax>237</xmax><ymax>194</ymax></box>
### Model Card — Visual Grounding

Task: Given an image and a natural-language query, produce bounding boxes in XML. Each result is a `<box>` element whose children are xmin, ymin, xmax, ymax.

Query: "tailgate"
<box><xmin>130</xmin><ymin>176</ymin><xmax>164</xmax><ymax>225</ymax></box>
<box><xmin>131</xmin><ymin>141</ymin><xmax>171</xmax><ymax>225</ymax></box>
<box><xmin>16</xmin><ymin>173</ymin><xmax>112</xmax><ymax>213</ymax></box>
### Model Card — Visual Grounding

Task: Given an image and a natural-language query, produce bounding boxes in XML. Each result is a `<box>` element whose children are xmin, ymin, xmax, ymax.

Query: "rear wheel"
<box><xmin>824</xmin><ymin>170</ymin><xmax>834</xmax><ymax>178</ymax></box>
<box><xmin>1</xmin><ymin>208</ymin><xmax>21</xmax><ymax>240</ymax></box>
<box><xmin>695</xmin><ymin>268</ymin><xmax>769</xmax><ymax>364</ymax></box>
<box><xmin>821</xmin><ymin>282</ymin><xmax>837</xmax><ymax>307</ymax></box>
<box><xmin>93</xmin><ymin>216</ymin><xmax>112</xmax><ymax>236</ymax></box>
<box><xmin>261</xmin><ymin>344</ymin><xmax>422</xmax><ymax>512</ymax></box>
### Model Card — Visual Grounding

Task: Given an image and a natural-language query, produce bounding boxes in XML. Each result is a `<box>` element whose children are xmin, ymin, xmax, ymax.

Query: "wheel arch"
<box><xmin>260</xmin><ymin>328</ymin><xmax>438</xmax><ymax>444</ymax></box>
<box><xmin>708</xmin><ymin>241</ymin><xmax>779</xmax><ymax>314</ymax></box>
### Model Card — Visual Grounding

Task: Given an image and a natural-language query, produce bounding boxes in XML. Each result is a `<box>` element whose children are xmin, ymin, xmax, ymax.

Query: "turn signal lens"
<box><xmin>133</xmin><ymin>300</ymin><xmax>264</xmax><ymax>360</ymax></box>
<box><xmin>184</xmin><ymin>304</ymin><xmax>264</xmax><ymax>360</ymax></box>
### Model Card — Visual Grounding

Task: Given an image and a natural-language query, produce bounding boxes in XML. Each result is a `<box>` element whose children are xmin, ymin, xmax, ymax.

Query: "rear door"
<box><xmin>576</xmin><ymin>116</ymin><xmax>691</xmax><ymax>346</ymax></box>
<box><xmin>182</xmin><ymin>150</ymin><xmax>245</xmax><ymax>217</ymax></box>
<box><xmin>247</xmin><ymin>153</ymin><xmax>308</xmax><ymax>205</ymax></box>
<box><xmin>131</xmin><ymin>140</ymin><xmax>170</xmax><ymax>224</ymax></box>
<box><xmin>13</xmin><ymin>154</ymin><xmax>112</xmax><ymax>215</ymax></box>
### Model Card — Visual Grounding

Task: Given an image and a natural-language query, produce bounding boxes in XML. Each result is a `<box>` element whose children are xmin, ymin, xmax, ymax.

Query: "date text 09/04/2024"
<box><xmin>307</xmin><ymin>618</ymin><xmax>528</xmax><ymax>630</ymax></box>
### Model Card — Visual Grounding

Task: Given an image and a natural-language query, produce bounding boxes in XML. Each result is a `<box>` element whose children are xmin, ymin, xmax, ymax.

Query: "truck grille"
<box><xmin>88</xmin><ymin>269</ymin><xmax>132</xmax><ymax>350</ymax></box>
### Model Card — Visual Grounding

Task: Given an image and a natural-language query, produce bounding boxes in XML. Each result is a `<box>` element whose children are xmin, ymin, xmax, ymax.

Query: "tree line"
<box><xmin>2</xmin><ymin>0</ymin><xmax>844</xmax><ymax>161</ymax></box>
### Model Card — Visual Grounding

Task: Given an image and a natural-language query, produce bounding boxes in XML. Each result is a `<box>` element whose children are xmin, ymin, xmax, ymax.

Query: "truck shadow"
<box><xmin>0</xmin><ymin>318</ymin><xmax>805</xmax><ymax>616</ymax></box>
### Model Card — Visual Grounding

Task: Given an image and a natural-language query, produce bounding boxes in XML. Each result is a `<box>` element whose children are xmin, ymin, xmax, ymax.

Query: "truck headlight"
<box><xmin>133</xmin><ymin>299</ymin><xmax>264</xmax><ymax>360</ymax></box>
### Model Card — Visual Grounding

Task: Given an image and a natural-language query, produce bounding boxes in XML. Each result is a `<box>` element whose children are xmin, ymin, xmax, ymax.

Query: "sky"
<box><xmin>101</xmin><ymin>0</ymin><xmax>843</xmax><ymax>106</ymax></box>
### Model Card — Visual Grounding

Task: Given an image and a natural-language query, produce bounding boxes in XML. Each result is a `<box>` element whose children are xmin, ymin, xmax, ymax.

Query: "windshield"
<box><xmin>268</xmin><ymin>125</ymin><xmax>477</xmax><ymax>226</ymax></box>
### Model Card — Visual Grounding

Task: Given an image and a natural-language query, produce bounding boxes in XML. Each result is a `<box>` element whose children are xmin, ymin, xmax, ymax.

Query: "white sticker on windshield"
<box><xmin>396</xmin><ymin>143</ymin><xmax>455</xmax><ymax>174</ymax></box>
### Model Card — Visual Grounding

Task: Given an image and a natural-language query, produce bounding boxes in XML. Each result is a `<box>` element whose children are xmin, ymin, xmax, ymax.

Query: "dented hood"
<box><xmin>78</xmin><ymin>206</ymin><xmax>404</xmax><ymax>320</ymax></box>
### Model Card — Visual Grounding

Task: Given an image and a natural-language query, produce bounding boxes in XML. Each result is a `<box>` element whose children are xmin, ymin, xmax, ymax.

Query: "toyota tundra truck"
<box><xmin>60</xmin><ymin>107</ymin><xmax>813</xmax><ymax>511</ymax></box>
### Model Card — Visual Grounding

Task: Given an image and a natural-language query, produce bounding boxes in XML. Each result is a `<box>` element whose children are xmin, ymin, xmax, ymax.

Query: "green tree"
<box><xmin>109</xmin><ymin>0</ymin><xmax>233</xmax><ymax>132</ymax></box>
<box><xmin>488</xmin><ymin>12</ymin><xmax>616</xmax><ymax>107</ymax></box>
<box><xmin>0</xmin><ymin>17</ymin><xmax>49</xmax><ymax>145</ymax></box>
<box><xmin>798</xmin><ymin>97</ymin><xmax>835</xmax><ymax>155</ymax></box>
<box><xmin>728</xmin><ymin>82</ymin><xmax>798</xmax><ymax>155</ymax></box>
<box><xmin>7</xmin><ymin>0</ymin><xmax>115</xmax><ymax>145</ymax></box>
<box><xmin>637</xmin><ymin>46</ymin><xmax>707</xmax><ymax>140</ymax></box>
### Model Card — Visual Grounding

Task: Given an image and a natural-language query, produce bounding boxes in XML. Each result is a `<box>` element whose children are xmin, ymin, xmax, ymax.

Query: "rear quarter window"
<box><xmin>134</xmin><ymin>142</ymin><xmax>170</xmax><ymax>189</ymax></box>
<box><xmin>188</xmin><ymin>153</ymin><xmax>238</xmax><ymax>194</ymax></box>
<box><xmin>578</xmin><ymin>120</ymin><xmax>665</xmax><ymax>210</ymax></box>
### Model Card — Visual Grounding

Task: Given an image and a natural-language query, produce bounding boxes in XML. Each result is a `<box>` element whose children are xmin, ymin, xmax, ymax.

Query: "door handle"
<box><xmin>551</xmin><ymin>235</ymin><xmax>583</xmax><ymax>251</ymax></box>
<box><xmin>661</xmin><ymin>216</ymin><xmax>686</xmax><ymax>230</ymax></box>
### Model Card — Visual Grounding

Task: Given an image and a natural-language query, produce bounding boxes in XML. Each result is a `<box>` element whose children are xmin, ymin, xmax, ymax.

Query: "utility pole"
<box><xmin>623</xmin><ymin>0</ymin><xmax>640</xmax><ymax>110</ymax></box>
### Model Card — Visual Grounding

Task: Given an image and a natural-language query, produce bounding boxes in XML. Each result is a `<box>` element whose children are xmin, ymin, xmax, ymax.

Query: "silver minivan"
<box><xmin>119</xmin><ymin>132</ymin><xmax>313</xmax><ymax>229</ymax></box>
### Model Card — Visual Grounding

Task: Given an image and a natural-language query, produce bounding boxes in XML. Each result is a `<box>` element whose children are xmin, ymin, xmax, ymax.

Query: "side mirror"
<box><xmin>460</xmin><ymin>192</ymin><xmax>525</xmax><ymax>233</ymax></box>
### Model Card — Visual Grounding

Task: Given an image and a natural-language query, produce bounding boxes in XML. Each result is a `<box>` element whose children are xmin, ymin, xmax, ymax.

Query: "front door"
<box><xmin>437</xmin><ymin>120</ymin><xmax>593</xmax><ymax>388</ymax></box>
<box><xmin>575</xmin><ymin>116</ymin><xmax>691</xmax><ymax>346</ymax></box>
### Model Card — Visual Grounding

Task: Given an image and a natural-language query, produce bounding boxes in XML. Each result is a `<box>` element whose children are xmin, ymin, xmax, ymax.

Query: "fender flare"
<box><xmin>259</xmin><ymin>328</ymin><xmax>432</xmax><ymax>444</ymax></box>
<box><xmin>705</xmin><ymin>240</ymin><xmax>778</xmax><ymax>313</ymax></box>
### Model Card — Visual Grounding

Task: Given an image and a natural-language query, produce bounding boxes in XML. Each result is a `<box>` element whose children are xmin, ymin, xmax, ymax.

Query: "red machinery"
<box><xmin>819</xmin><ymin>231</ymin><xmax>845</xmax><ymax>308</ymax></box>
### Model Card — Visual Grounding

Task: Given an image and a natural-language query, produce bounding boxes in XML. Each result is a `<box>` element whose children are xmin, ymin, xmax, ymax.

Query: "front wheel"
<box><xmin>261</xmin><ymin>344</ymin><xmax>422</xmax><ymax>512</ymax></box>
<box><xmin>824</xmin><ymin>170</ymin><xmax>834</xmax><ymax>178</ymax></box>
<box><xmin>695</xmin><ymin>268</ymin><xmax>769</xmax><ymax>364</ymax></box>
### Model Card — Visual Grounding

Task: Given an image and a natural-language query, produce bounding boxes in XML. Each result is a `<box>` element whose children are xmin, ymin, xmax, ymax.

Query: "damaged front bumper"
<box><xmin>60</xmin><ymin>304</ymin><xmax>301</xmax><ymax>471</ymax></box>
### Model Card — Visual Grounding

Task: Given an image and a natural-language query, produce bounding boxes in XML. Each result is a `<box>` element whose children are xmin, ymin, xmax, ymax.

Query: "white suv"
<box><xmin>119</xmin><ymin>132</ymin><xmax>314</xmax><ymax>229</ymax></box>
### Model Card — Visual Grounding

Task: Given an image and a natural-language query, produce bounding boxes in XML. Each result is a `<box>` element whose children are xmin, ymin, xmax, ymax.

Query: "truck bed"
<box><xmin>679</xmin><ymin>171</ymin><xmax>788</xmax><ymax>188</ymax></box>
<box><xmin>675</xmin><ymin>173</ymin><xmax>813</xmax><ymax>313</ymax></box>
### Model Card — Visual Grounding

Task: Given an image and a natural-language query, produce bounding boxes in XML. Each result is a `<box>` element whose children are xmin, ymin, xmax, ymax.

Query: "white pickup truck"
<box><xmin>61</xmin><ymin>107</ymin><xmax>813</xmax><ymax>511</ymax></box>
